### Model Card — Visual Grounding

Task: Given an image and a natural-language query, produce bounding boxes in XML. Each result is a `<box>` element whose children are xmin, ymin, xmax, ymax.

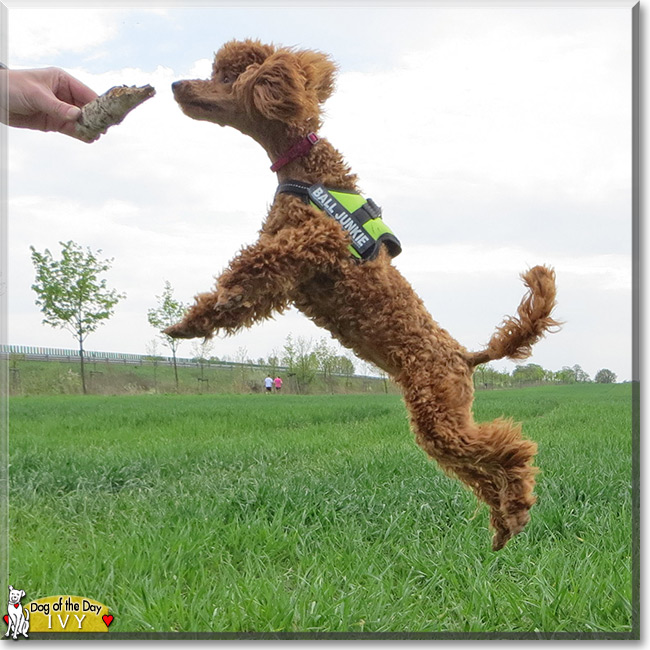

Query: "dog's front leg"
<box><xmin>164</xmin><ymin>226</ymin><xmax>346</xmax><ymax>340</ymax></box>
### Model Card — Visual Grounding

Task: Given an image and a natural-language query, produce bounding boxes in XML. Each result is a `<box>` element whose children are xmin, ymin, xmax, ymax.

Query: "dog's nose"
<box><xmin>171</xmin><ymin>80</ymin><xmax>188</xmax><ymax>100</ymax></box>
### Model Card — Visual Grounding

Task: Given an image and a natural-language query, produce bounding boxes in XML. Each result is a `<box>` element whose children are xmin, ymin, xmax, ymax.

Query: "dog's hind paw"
<box><xmin>491</xmin><ymin>528</ymin><xmax>511</xmax><ymax>552</ymax></box>
<box><xmin>490</xmin><ymin>504</ymin><xmax>532</xmax><ymax>551</ymax></box>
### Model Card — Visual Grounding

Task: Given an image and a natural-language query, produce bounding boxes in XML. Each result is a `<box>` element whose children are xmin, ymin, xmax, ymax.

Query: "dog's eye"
<box><xmin>219</xmin><ymin>70</ymin><xmax>234</xmax><ymax>85</ymax></box>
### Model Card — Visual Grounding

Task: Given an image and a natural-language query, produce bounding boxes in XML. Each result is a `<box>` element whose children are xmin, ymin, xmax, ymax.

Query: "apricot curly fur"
<box><xmin>166</xmin><ymin>39</ymin><xmax>560</xmax><ymax>550</ymax></box>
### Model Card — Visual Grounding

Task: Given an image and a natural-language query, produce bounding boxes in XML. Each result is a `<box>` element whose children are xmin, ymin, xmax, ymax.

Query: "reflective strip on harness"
<box><xmin>308</xmin><ymin>184</ymin><xmax>374</xmax><ymax>258</ymax></box>
<box><xmin>306</xmin><ymin>183</ymin><xmax>401</xmax><ymax>261</ymax></box>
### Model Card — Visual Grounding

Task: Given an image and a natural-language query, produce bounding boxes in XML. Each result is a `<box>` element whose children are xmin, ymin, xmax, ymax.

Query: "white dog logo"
<box><xmin>6</xmin><ymin>585</ymin><xmax>29</xmax><ymax>640</ymax></box>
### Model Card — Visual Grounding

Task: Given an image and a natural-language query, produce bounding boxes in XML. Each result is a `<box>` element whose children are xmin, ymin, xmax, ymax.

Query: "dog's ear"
<box><xmin>8</xmin><ymin>585</ymin><xmax>12</xmax><ymax>591</ymax></box>
<box><xmin>243</xmin><ymin>51</ymin><xmax>313</xmax><ymax>125</ymax></box>
<box><xmin>20</xmin><ymin>591</ymin><xmax>25</xmax><ymax>599</ymax></box>
<box><xmin>297</xmin><ymin>50</ymin><xmax>337</xmax><ymax>103</ymax></box>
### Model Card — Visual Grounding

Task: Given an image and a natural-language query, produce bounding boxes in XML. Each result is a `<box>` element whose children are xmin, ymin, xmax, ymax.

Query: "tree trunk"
<box><xmin>79</xmin><ymin>336</ymin><xmax>87</xmax><ymax>395</ymax></box>
<box><xmin>172</xmin><ymin>351</ymin><xmax>179</xmax><ymax>392</ymax></box>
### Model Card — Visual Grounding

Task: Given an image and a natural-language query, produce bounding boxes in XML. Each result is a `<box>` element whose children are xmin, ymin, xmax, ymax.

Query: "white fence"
<box><xmin>0</xmin><ymin>344</ymin><xmax>280</xmax><ymax>371</ymax></box>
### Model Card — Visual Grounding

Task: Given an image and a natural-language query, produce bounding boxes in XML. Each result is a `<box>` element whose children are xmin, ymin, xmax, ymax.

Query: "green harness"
<box><xmin>276</xmin><ymin>181</ymin><xmax>402</xmax><ymax>262</ymax></box>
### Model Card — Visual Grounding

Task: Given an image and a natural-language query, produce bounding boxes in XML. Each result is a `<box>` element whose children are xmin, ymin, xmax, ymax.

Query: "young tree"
<box><xmin>282</xmin><ymin>334</ymin><xmax>318</xmax><ymax>394</ymax></box>
<box><xmin>191</xmin><ymin>338</ymin><xmax>214</xmax><ymax>388</ymax></box>
<box><xmin>266</xmin><ymin>349</ymin><xmax>281</xmax><ymax>378</ymax></box>
<box><xmin>335</xmin><ymin>355</ymin><xmax>356</xmax><ymax>388</ymax></box>
<box><xmin>474</xmin><ymin>363</ymin><xmax>490</xmax><ymax>389</ymax></box>
<box><xmin>595</xmin><ymin>368</ymin><xmax>617</xmax><ymax>384</ymax></box>
<box><xmin>572</xmin><ymin>364</ymin><xmax>591</xmax><ymax>383</ymax></box>
<box><xmin>512</xmin><ymin>363</ymin><xmax>545</xmax><ymax>386</ymax></box>
<box><xmin>30</xmin><ymin>240</ymin><xmax>125</xmax><ymax>394</ymax></box>
<box><xmin>282</xmin><ymin>334</ymin><xmax>297</xmax><ymax>371</ymax></box>
<box><xmin>145</xmin><ymin>338</ymin><xmax>162</xmax><ymax>393</ymax></box>
<box><xmin>233</xmin><ymin>346</ymin><xmax>251</xmax><ymax>392</ymax></box>
<box><xmin>294</xmin><ymin>337</ymin><xmax>319</xmax><ymax>394</ymax></box>
<box><xmin>473</xmin><ymin>363</ymin><xmax>512</xmax><ymax>389</ymax></box>
<box><xmin>315</xmin><ymin>337</ymin><xmax>338</xmax><ymax>393</ymax></box>
<box><xmin>147</xmin><ymin>281</ymin><xmax>188</xmax><ymax>392</ymax></box>
<box><xmin>556</xmin><ymin>366</ymin><xmax>578</xmax><ymax>384</ymax></box>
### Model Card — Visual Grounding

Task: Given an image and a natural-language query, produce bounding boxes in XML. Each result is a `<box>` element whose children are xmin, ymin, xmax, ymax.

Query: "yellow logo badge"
<box><xmin>24</xmin><ymin>595</ymin><xmax>112</xmax><ymax>633</ymax></box>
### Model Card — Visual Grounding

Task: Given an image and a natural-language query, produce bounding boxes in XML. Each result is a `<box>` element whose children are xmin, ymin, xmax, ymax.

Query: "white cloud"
<box><xmin>326</xmin><ymin>20</ymin><xmax>630</xmax><ymax>205</ymax></box>
<box><xmin>8</xmin><ymin>7</ymin><xmax>123</xmax><ymax>61</ymax></box>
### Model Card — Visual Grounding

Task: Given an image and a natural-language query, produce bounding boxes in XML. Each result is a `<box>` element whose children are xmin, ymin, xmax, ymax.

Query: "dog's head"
<box><xmin>172</xmin><ymin>39</ymin><xmax>337</xmax><ymax>137</ymax></box>
<box><xmin>8</xmin><ymin>586</ymin><xmax>24</xmax><ymax>606</ymax></box>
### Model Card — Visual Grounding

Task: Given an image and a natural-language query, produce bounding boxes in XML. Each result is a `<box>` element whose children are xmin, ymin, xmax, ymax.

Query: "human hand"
<box><xmin>1</xmin><ymin>67</ymin><xmax>98</xmax><ymax>140</ymax></box>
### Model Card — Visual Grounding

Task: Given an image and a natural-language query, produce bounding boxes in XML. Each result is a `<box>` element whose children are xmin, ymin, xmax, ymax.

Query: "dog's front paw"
<box><xmin>162</xmin><ymin>322</ymin><xmax>191</xmax><ymax>339</ymax></box>
<box><xmin>163</xmin><ymin>321</ymin><xmax>212</xmax><ymax>340</ymax></box>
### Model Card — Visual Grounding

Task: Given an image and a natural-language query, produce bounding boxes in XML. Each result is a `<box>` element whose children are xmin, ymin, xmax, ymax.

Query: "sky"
<box><xmin>1</xmin><ymin>1</ymin><xmax>636</xmax><ymax>381</ymax></box>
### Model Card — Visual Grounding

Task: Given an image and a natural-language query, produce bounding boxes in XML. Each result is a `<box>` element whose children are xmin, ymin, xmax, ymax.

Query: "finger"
<box><xmin>51</xmin><ymin>68</ymin><xmax>97</xmax><ymax>107</ymax></box>
<box><xmin>37</xmin><ymin>93</ymin><xmax>82</xmax><ymax>124</ymax></box>
<box><xmin>62</xmin><ymin>74</ymin><xmax>98</xmax><ymax>108</ymax></box>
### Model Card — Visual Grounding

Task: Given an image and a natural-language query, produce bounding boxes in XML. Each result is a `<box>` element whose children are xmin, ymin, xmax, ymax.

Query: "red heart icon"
<box><xmin>102</xmin><ymin>615</ymin><xmax>113</xmax><ymax>628</ymax></box>
<box><xmin>3</xmin><ymin>615</ymin><xmax>8</xmax><ymax>625</ymax></box>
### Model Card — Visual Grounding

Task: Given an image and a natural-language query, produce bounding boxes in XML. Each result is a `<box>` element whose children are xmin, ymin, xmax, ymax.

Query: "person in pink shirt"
<box><xmin>274</xmin><ymin>376</ymin><xmax>282</xmax><ymax>392</ymax></box>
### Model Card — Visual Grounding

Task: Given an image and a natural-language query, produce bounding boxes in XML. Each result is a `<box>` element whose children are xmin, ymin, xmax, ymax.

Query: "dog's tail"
<box><xmin>465</xmin><ymin>265</ymin><xmax>560</xmax><ymax>368</ymax></box>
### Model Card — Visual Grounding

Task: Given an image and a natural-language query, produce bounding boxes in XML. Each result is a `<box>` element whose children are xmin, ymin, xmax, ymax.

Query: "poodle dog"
<box><xmin>166</xmin><ymin>39</ymin><xmax>559</xmax><ymax>550</ymax></box>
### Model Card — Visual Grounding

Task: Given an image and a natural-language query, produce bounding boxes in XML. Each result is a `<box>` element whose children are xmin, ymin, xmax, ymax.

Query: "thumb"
<box><xmin>36</xmin><ymin>92</ymin><xmax>81</xmax><ymax>123</ymax></box>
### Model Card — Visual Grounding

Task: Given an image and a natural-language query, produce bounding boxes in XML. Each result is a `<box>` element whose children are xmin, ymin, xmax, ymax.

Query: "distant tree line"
<box><xmin>473</xmin><ymin>363</ymin><xmax>618</xmax><ymax>389</ymax></box>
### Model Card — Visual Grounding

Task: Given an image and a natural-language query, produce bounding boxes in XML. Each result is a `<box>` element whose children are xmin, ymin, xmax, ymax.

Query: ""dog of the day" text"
<box><xmin>24</xmin><ymin>595</ymin><xmax>111</xmax><ymax>633</ymax></box>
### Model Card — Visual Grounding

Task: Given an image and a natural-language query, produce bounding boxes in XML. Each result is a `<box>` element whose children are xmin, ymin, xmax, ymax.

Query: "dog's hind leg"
<box><xmin>445</xmin><ymin>419</ymin><xmax>538</xmax><ymax>551</ymax></box>
<box><xmin>401</xmin><ymin>369</ymin><xmax>537</xmax><ymax>550</ymax></box>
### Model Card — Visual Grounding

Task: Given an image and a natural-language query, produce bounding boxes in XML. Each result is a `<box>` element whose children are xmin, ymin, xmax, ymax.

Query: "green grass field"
<box><xmin>7</xmin><ymin>384</ymin><xmax>635</xmax><ymax>636</ymax></box>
